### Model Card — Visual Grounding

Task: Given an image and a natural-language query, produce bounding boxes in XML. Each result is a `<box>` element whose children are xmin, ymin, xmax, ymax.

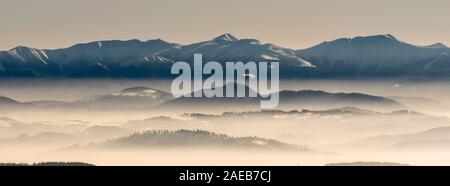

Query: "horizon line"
<box><xmin>1</xmin><ymin>33</ymin><xmax>448</xmax><ymax>52</ymax></box>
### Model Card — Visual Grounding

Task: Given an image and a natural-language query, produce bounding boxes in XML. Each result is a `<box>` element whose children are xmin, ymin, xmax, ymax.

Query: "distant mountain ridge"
<box><xmin>95</xmin><ymin>129</ymin><xmax>309</xmax><ymax>151</ymax></box>
<box><xmin>296</xmin><ymin>34</ymin><xmax>450</xmax><ymax>77</ymax></box>
<box><xmin>1</xmin><ymin>33</ymin><xmax>449</xmax><ymax>78</ymax></box>
<box><xmin>422</xmin><ymin>42</ymin><xmax>448</xmax><ymax>49</ymax></box>
<box><xmin>161</xmin><ymin>83</ymin><xmax>406</xmax><ymax>112</ymax></box>
<box><xmin>348</xmin><ymin>126</ymin><xmax>450</xmax><ymax>152</ymax></box>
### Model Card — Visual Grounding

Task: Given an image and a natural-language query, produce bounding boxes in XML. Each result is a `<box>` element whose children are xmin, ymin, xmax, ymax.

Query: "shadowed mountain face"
<box><xmin>325</xmin><ymin>162</ymin><xmax>409</xmax><ymax>166</ymax></box>
<box><xmin>122</xmin><ymin>116</ymin><xmax>191</xmax><ymax>131</ymax></box>
<box><xmin>161</xmin><ymin>82</ymin><xmax>262</xmax><ymax>111</ymax></box>
<box><xmin>0</xmin><ymin>34</ymin><xmax>314</xmax><ymax>78</ymax></box>
<box><xmin>2</xmin><ymin>34</ymin><xmax>450</xmax><ymax>78</ymax></box>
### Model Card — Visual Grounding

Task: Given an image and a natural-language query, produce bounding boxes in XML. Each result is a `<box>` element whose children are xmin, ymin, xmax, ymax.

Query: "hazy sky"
<box><xmin>1</xmin><ymin>0</ymin><xmax>449</xmax><ymax>50</ymax></box>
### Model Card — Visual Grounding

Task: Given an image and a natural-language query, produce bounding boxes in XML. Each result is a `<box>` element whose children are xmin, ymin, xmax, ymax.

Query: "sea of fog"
<box><xmin>1</xmin><ymin>78</ymin><xmax>450</xmax><ymax>165</ymax></box>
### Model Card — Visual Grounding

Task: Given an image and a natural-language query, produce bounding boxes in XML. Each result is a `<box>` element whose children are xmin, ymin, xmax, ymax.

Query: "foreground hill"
<box><xmin>95</xmin><ymin>130</ymin><xmax>309</xmax><ymax>152</ymax></box>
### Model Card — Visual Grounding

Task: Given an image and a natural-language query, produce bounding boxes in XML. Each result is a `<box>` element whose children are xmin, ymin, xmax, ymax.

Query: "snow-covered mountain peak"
<box><xmin>211</xmin><ymin>33</ymin><xmax>238</xmax><ymax>42</ymax></box>
<box><xmin>350</xmin><ymin>34</ymin><xmax>401</xmax><ymax>44</ymax></box>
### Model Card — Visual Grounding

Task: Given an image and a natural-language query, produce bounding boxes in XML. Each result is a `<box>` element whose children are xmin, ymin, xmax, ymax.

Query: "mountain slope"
<box><xmin>75</xmin><ymin>86</ymin><xmax>174</xmax><ymax>108</ymax></box>
<box><xmin>422</xmin><ymin>43</ymin><xmax>447</xmax><ymax>49</ymax></box>
<box><xmin>0</xmin><ymin>95</ymin><xmax>31</xmax><ymax>110</ymax></box>
<box><xmin>162</xmin><ymin>82</ymin><xmax>406</xmax><ymax>112</ymax></box>
<box><xmin>159</xmin><ymin>33</ymin><xmax>313</xmax><ymax>66</ymax></box>
<box><xmin>96</xmin><ymin>129</ymin><xmax>308</xmax><ymax>151</ymax></box>
<box><xmin>349</xmin><ymin>127</ymin><xmax>450</xmax><ymax>151</ymax></box>
<box><xmin>0</xmin><ymin>39</ymin><xmax>178</xmax><ymax>77</ymax></box>
<box><xmin>0</xmin><ymin>34</ymin><xmax>315</xmax><ymax>78</ymax></box>
<box><xmin>296</xmin><ymin>34</ymin><xmax>450</xmax><ymax>77</ymax></box>
<box><xmin>278</xmin><ymin>90</ymin><xmax>405</xmax><ymax>111</ymax></box>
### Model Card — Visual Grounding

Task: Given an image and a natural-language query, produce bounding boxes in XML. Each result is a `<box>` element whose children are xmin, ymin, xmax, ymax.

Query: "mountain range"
<box><xmin>0</xmin><ymin>33</ymin><xmax>449</xmax><ymax>78</ymax></box>
<box><xmin>0</xmin><ymin>85</ymin><xmax>410</xmax><ymax>112</ymax></box>
<box><xmin>95</xmin><ymin>129</ymin><xmax>308</xmax><ymax>151</ymax></box>
<box><xmin>348</xmin><ymin>126</ymin><xmax>450</xmax><ymax>152</ymax></box>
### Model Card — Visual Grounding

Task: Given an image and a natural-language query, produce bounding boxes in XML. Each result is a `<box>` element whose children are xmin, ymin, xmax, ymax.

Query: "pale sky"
<box><xmin>1</xmin><ymin>0</ymin><xmax>449</xmax><ymax>50</ymax></box>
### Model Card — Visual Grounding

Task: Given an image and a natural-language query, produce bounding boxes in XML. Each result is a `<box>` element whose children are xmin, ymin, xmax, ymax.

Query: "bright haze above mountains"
<box><xmin>0</xmin><ymin>33</ymin><xmax>449</xmax><ymax>78</ymax></box>
<box><xmin>2</xmin><ymin>0</ymin><xmax>450</xmax><ymax>51</ymax></box>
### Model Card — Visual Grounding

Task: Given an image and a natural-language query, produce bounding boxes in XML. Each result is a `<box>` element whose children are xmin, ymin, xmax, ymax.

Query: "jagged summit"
<box><xmin>6</xmin><ymin>46</ymin><xmax>49</xmax><ymax>63</ymax></box>
<box><xmin>211</xmin><ymin>33</ymin><xmax>238</xmax><ymax>42</ymax></box>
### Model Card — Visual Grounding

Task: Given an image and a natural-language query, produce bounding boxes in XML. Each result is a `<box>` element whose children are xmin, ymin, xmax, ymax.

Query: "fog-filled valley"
<box><xmin>2</xmin><ymin>78</ymin><xmax>450</xmax><ymax>165</ymax></box>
